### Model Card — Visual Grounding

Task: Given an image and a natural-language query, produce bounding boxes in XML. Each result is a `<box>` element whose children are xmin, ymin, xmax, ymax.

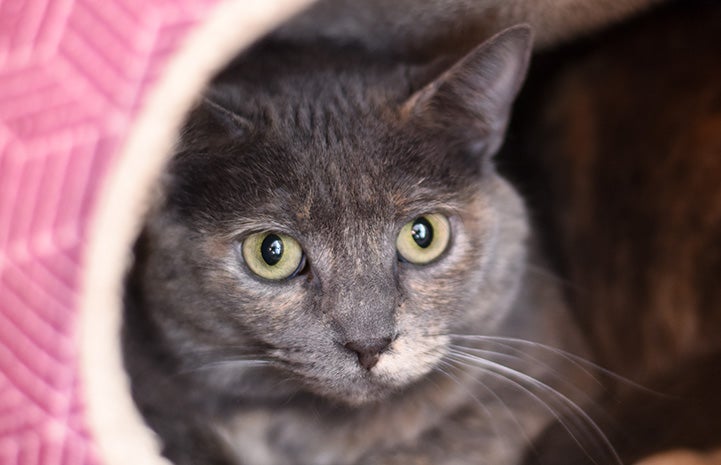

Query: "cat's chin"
<box><xmin>204</xmin><ymin>362</ymin><xmax>417</xmax><ymax>406</ymax></box>
<box><xmin>312</xmin><ymin>376</ymin><xmax>401</xmax><ymax>407</ymax></box>
<box><xmin>306</xmin><ymin>366</ymin><xmax>433</xmax><ymax>408</ymax></box>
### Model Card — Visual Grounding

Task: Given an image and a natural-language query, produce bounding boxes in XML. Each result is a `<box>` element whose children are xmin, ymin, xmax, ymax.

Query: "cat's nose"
<box><xmin>344</xmin><ymin>338</ymin><xmax>392</xmax><ymax>370</ymax></box>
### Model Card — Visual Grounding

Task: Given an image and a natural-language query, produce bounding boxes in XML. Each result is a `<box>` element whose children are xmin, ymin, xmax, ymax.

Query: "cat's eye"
<box><xmin>396</xmin><ymin>214</ymin><xmax>450</xmax><ymax>264</ymax></box>
<box><xmin>242</xmin><ymin>232</ymin><xmax>305</xmax><ymax>280</ymax></box>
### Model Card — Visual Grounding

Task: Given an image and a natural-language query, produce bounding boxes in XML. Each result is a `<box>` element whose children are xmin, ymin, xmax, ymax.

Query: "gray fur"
<box><xmin>123</xmin><ymin>26</ymin><xmax>594</xmax><ymax>465</ymax></box>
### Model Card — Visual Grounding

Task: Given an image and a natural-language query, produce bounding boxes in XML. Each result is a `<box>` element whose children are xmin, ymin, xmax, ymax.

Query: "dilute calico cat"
<box><xmin>123</xmin><ymin>26</ymin><xmax>599</xmax><ymax>465</ymax></box>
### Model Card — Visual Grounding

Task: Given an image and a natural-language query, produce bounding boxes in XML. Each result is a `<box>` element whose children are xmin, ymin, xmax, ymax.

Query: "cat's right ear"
<box><xmin>402</xmin><ymin>25</ymin><xmax>533</xmax><ymax>158</ymax></box>
<box><xmin>197</xmin><ymin>96</ymin><xmax>251</xmax><ymax>138</ymax></box>
<box><xmin>181</xmin><ymin>95</ymin><xmax>252</xmax><ymax>145</ymax></box>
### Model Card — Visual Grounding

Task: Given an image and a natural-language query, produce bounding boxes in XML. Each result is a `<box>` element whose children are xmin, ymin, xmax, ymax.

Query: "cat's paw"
<box><xmin>636</xmin><ymin>450</ymin><xmax>721</xmax><ymax>465</ymax></box>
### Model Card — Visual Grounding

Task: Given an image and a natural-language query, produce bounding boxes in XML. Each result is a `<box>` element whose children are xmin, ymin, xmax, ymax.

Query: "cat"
<box><xmin>123</xmin><ymin>25</ymin><xmax>601</xmax><ymax>465</ymax></box>
<box><xmin>274</xmin><ymin>0</ymin><xmax>666</xmax><ymax>59</ymax></box>
<box><xmin>490</xmin><ymin>1</ymin><xmax>721</xmax><ymax>463</ymax></box>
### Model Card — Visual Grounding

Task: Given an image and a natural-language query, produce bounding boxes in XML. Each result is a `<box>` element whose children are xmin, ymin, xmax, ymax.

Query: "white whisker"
<box><xmin>178</xmin><ymin>359</ymin><xmax>270</xmax><ymax>375</ymax></box>
<box><xmin>524</xmin><ymin>263</ymin><xmax>576</xmax><ymax>289</ymax></box>
<box><xmin>446</xmin><ymin>348</ymin><xmax>621</xmax><ymax>465</ymax></box>
<box><xmin>451</xmin><ymin>344</ymin><xmax>600</xmax><ymax>408</ymax></box>
<box><xmin>448</xmin><ymin>334</ymin><xmax>657</xmax><ymax>394</ymax></box>
<box><xmin>433</xmin><ymin>362</ymin><xmax>500</xmax><ymax>465</ymax></box>
<box><xmin>446</xmin><ymin>351</ymin><xmax>593</xmax><ymax>463</ymax></box>
<box><xmin>441</xmin><ymin>360</ymin><xmax>526</xmax><ymax>445</ymax></box>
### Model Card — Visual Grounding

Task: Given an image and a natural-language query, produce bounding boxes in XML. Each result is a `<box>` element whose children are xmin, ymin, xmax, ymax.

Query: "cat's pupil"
<box><xmin>261</xmin><ymin>234</ymin><xmax>284</xmax><ymax>266</ymax></box>
<box><xmin>411</xmin><ymin>218</ymin><xmax>433</xmax><ymax>248</ymax></box>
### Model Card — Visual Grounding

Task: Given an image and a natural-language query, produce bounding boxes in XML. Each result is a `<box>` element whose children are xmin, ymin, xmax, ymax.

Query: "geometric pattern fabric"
<box><xmin>0</xmin><ymin>1</ymin><xmax>217</xmax><ymax>463</ymax></box>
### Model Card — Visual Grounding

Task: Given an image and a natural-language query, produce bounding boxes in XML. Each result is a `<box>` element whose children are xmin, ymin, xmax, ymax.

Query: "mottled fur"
<box><xmin>123</xmin><ymin>28</ymin><xmax>595</xmax><ymax>465</ymax></box>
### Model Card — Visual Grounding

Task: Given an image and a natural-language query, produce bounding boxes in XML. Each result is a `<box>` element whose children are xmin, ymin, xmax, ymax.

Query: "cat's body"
<box><xmin>123</xmin><ymin>28</ymin><xmax>597</xmax><ymax>465</ymax></box>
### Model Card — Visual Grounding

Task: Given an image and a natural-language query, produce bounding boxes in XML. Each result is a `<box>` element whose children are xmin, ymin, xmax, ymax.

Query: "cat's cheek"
<box><xmin>200</xmin><ymin>242</ymin><xmax>317</xmax><ymax>342</ymax></box>
<box><xmin>373</xmin><ymin>334</ymin><xmax>450</xmax><ymax>386</ymax></box>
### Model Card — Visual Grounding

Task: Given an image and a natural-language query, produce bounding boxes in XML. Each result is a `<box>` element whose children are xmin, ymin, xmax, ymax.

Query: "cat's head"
<box><xmin>135</xmin><ymin>26</ymin><xmax>533</xmax><ymax>406</ymax></box>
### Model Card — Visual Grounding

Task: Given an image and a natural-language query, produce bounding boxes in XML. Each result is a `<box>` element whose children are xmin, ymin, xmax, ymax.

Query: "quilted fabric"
<box><xmin>0</xmin><ymin>0</ymin><xmax>218</xmax><ymax>463</ymax></box>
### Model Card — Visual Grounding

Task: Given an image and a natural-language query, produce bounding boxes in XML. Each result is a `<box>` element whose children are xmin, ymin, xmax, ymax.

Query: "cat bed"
<box><xmin>0</xmin><ymin>0</ymin><xmax>312</xmax><ymax>464</ymax></box>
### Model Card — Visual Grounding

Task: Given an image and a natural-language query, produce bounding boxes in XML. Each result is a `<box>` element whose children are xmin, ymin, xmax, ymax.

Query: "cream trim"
<box><xmin>78</xmin><ymin>1</ymin><xmax>315</xmax><ymax>464</ymax></box>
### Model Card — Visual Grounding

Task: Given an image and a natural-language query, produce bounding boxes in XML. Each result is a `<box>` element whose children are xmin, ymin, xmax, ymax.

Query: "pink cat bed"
<box><xmin>0</xmin><ymin>1</ymin><xmax>312</xmax><ymax>464</ymax></box>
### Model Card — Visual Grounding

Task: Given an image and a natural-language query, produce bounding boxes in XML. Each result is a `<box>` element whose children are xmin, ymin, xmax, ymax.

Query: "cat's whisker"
<box><xmin>450</xmin><ymin>334</ymin><xmax>600</xmax><ymax>376</ymax></box>
<box><xmin>448</xmin><ymin>343</ymin><xmax>618</xmax><ymax>458</ymax></box>
<box><xmin>445</xmin><ymin>353</ymin><xmax>602</xmax><ymax>465</ymax></box>
<box><xmin>523</xmin><ymin>263</ymin><xmax>576</xmax><ymax>289</ymax></box>
<box><xmin>175</xmin><ymin>345</ymin><xmax>272</xmax><ymax>362</ymax></box>
<box><xmin>446</xmin><ymin>349</ymin><xmax>620</xmax><ymax>465</ymax></box>
<box><xmin>438</xmin><ymin>358</ymin><xmax>537</xmax><ymax>454</ymax></box>
<box><xmin>177</xmin><ymin>359</ymin><xmax>270</xmax><ymax>375</ymax></box>
<box><xmin>450</xmin><ymin>343</ymin><xmax>602</xmax><ymax>407</ymax></box>
<box><xmin>443</xmin><ymin>354</ymin><xmax>584</xmax><ymax>449</ymax></box>
<box><xmin>446</xmin><ymin>333</ymin><xmax>659</xmax><ymax>394</ymax></box>
<box><xmin>434</xmin><ymin>361</ymin><xmax>510</xmax><ymax>451</ymax></box>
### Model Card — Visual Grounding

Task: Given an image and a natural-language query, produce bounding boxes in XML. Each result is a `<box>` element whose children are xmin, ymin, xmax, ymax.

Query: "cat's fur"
<box><xmin>275</xmin><ymin>0</ymin><xmax>666</xmax><ymax>58</ymax></box>
<box><xmin>123</xmin><ymin>27</ymin><xmax>596</xmax><ymax>465</ymax></box>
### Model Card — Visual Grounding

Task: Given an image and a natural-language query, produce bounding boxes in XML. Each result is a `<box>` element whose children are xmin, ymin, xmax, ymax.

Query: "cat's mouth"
<box><xmin>288</xmin><ymin>335</ymin><xmax>450</xmax><ymax>406</ymax></box>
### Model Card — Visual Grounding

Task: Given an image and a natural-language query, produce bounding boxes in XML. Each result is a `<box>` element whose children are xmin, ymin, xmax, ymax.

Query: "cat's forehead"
<box><xmin>239</xmin><ymin>136</ymin><xmax>471</xmax><ymax>224</ymax></box>
<box><xmin>170</xmin><ymin>42</ymin><xmax>486</xmax><ymax>229</ymax></box>
<box><xmin>212</xmin><ymin>41</ymin><xmax>412</xmax><ymax>115</ymax></box>
<box><xmin>249</xmin><ymin>113</ymin><xmax>479</xmax><ymax>220</ymax></box>
<box><xmin>168</xmin><ymin>119</ymin><xmax>478</xmax><ymax>234</ymax></box>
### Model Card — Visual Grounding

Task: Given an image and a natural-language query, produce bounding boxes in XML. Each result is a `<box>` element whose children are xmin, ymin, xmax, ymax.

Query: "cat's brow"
<box><xmin>219</xmin><ymin>216</ymin><xmax>299</xmax><ymax>239</ymax></box>
<box><xmin>394</xmin><ymin>198</ymin><xmax>465</xmax><ymax>221</ymax></box>
<box><xmin>215</xmin><ymin>199</ymin><xmax>465</xmax><ymax>240</ymax></box>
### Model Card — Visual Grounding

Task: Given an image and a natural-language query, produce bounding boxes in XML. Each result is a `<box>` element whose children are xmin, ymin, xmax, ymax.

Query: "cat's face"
<box><xmin>136</xmin><ymin>27</ymin><xmax>532</xmax><ymax>406</ymax></box>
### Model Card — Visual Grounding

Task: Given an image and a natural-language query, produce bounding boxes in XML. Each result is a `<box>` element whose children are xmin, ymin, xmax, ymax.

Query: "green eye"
<box><xmin>396</xmin><ymin>214</ymin><xmax>450</xmax><ymax>264</ymax></box>
<box><xmin>242</xmin><ymin>232</ymin><xmax>305</xmax><ymax>280</ymax></box>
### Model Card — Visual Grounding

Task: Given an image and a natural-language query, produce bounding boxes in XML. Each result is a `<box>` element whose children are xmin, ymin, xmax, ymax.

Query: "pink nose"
<box><xmin>344</xmin><ymin>338</ymin><xmax>392</xmax><ymax>370</ymax></box>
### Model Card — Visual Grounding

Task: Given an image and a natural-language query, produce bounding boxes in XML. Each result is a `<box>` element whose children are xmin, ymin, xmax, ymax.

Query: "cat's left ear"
<box><xmin>402</xmin><ymin>25</ymin><xmax>533</xmax><ymax>157</ymax></box>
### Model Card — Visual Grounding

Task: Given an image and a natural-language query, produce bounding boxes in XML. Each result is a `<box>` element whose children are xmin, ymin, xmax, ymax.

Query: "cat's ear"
<box><xmin>402</xmin><ymin>25</ymin><xmax>533</xmax><ymax>157</ymax></box>
<box><xmin>197</xmin><ymin>96</ymin><xmax>251</xmax><ymax>138</ymax></box>
<box><xmin>181</xmin><ymin>94</ymin><xmax>251</xmax><ymax>145</ymax></box>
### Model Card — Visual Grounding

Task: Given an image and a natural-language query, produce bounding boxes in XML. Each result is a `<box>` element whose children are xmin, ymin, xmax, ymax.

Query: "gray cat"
<box><xmin>123</xmin><ymin>26</ymin><xmax>598</xmax><ymax>465</ymax></box>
